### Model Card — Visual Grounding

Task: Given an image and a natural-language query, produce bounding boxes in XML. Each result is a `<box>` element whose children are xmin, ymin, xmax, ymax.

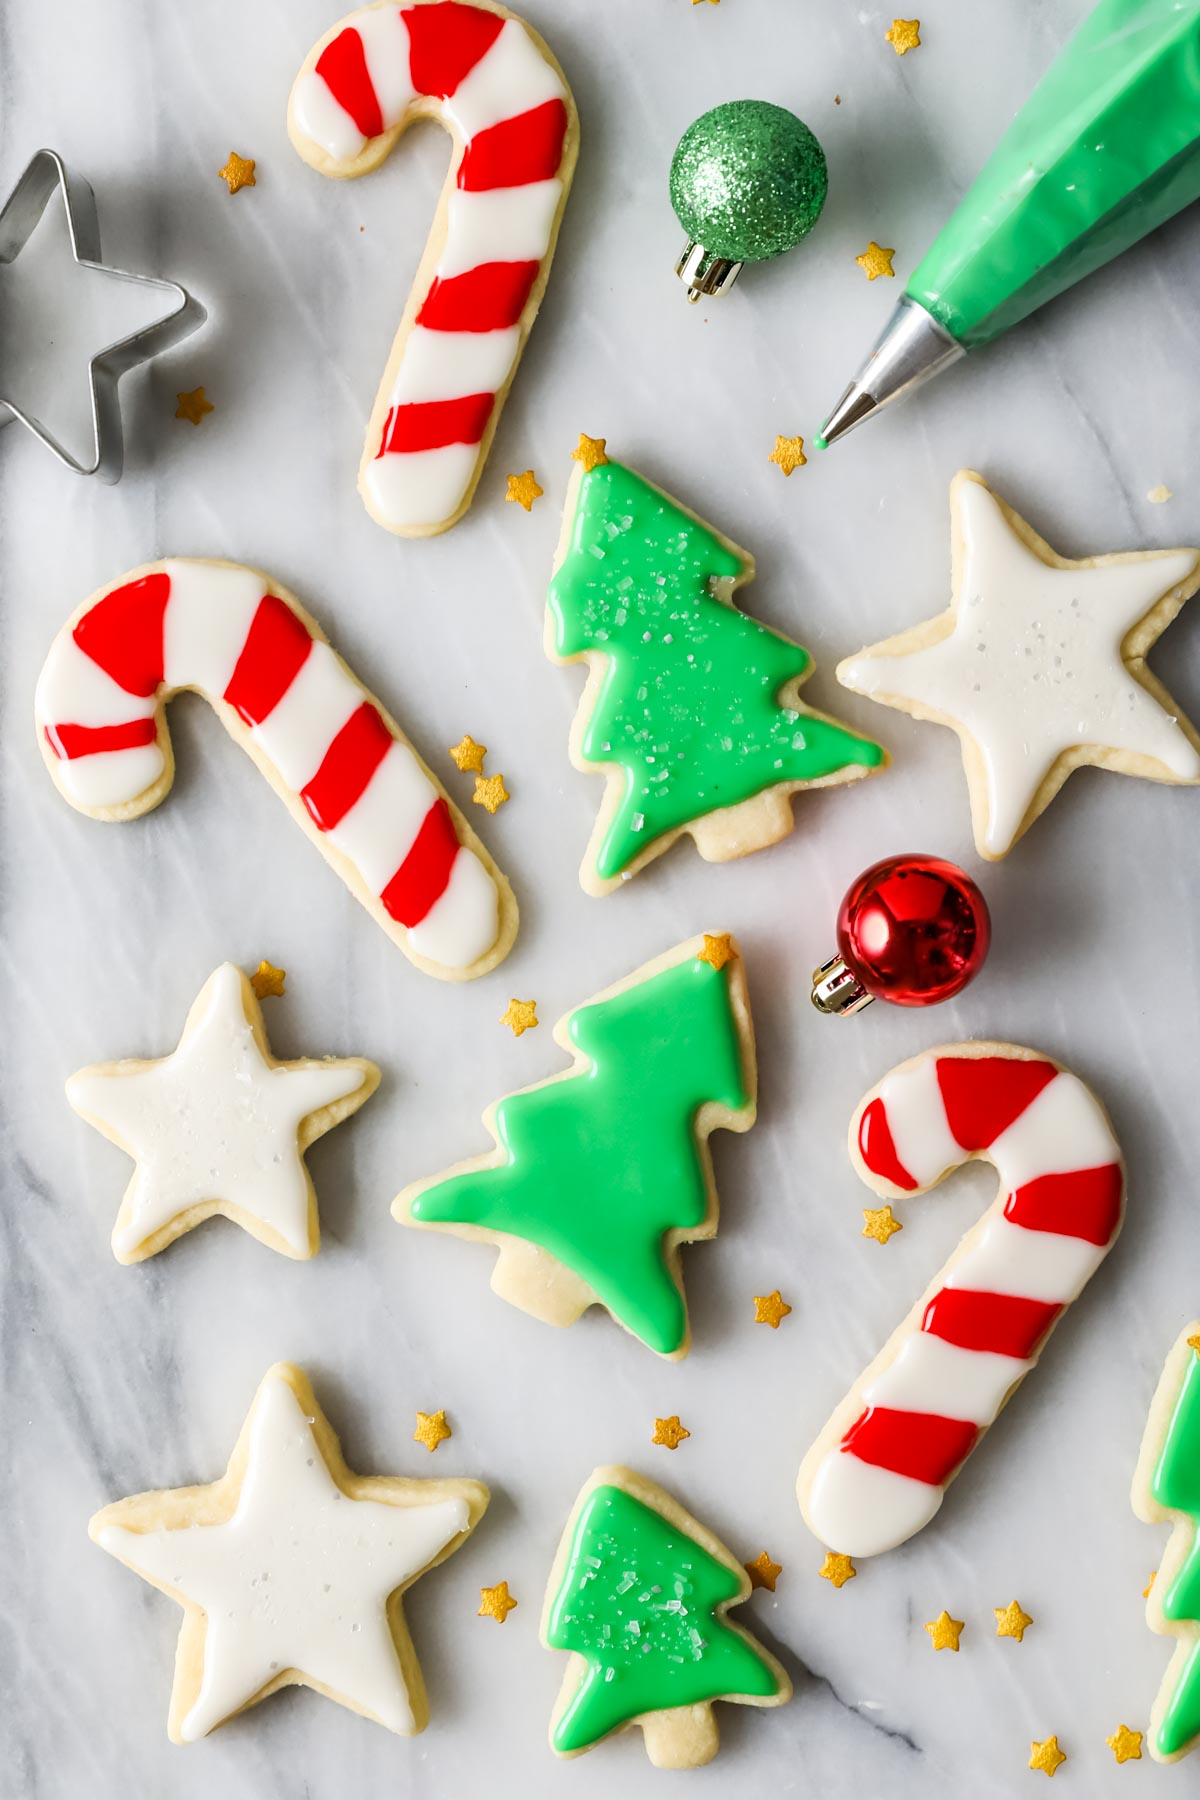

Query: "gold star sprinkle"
<box><xmin>571</xmin><ymin>433</ymin><xmax>609</xmax><ymax>473</ymax></box>
<box><xmin>412</xmin><ymin>1410</ymin><xmax>451</xmax><ymax>1453</ymax></box>
<box><xmin>768</xmin><ymin>435</ymin><xmax>807</xmax><ymax>477</ymax></box>
<box><xmin>925</xmin><ymin>1611</ymin><xmax>964</xmax><ymax>1652</ymax></box>
<box><xmin>473</xmin><ymin>774</ymin><xmax>509</xmax><ymax>814</ymax></box>
<box><xmin>505</xmin><ymin>470</ymin><xmax>543</xmax><ymax>511</ymax></box>
<box><xmin>478</xmin><ymin>1581</ymin><xmax>518</xmax><ymax>1622</ymax></box>
<box><xmin>1144</xmin><ymin>1571</ymin><xmax>1157</xmax><ymax>1597</ymax></box>
<box><xmin>745</xmin><ymin>1551</ymin><xmax>782</xmax><ymax>1592</ymax></box>
<box><xmin>819</xmin><ymin>1552</ymin><xmax>857</xmax><ymax>1589</ymax></box>
<box><xmin>856</xmin><ymin>241</ymin><xmax>896</xmax><ymax>281</ymax></box>
<box><xmin>218</xmin><ymin>152</ymin><xmax>256</xmax><ymax>195</ymax></box>
<box><xmin>1188</xmin><ymin>1333</ymin><xmax>1200</xmax><ymax>1356</ymax></box>
<box><xmin>862</xmin><ymin>1205</ymin><xmax>903</xmax><ymax>1245</ymax></box>
<box><xmin>691</xmin><ymin>1</ymin><xmax>720</xmax><ymax>8</ymax></box>
<box><xmin>1029</xmin><ymin>1737</ymin><xmax>1066</xmax><ymax>1777</ymax></box>
<box><xmin>449</xmin><ymin>734</ymin><xmax>487</xmax><ymax>774</ymax></box>
<box><xmin>249</xmin><ymin>960</ymin><xmax>286</xmax><ymax>1000</ymax></box>
<box><xmin>885</xmin><ymin>18</ymin><xmax>921</xmax><ymax>53</ymax></box>
<box><xmin>652</xmin><ymin>1415</ymin><xmax>690</xmax><ymax>1450</ymax></box>
<box><xmin>500</xmin><ymin>999</ymin><xmax>538</xmax><ymax>1038</ymax></box>
<box><xmin>1106</xmin><ymin>1725</ymin><xmax>1143</xmax><ymax>1764</ymax></box>
<box><xmin>753</xmin><ymin>1291</ymin><xmax>792</xmax><ymax>1329</ymax></box>
<box><xmin>175</xmin><ymin>386</ymin><xmax>213</xmax><ymax>426</ymax></box>
<box><xmin>696</xmin><ymin>933</ymin><xmax>735</xmax><ymax>971</ymax></box>
<box><xmin>995</xmin><ymin>1600</ymin><xmax>1033</xmax><ymax>1642</ymax></box>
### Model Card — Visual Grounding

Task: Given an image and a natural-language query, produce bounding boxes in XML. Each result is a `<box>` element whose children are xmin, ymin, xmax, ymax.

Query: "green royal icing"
<box><xmin>546</xmin><ymin>1483</ymin><xmax>781</xmax><ymax>1754</ymax></box>
<box><xmin>408</xmin><ymin>955</ymin><xmax>749</xmax><ymax>1355</ymax></box>
<box><xmin>547</xmin><ymin>461</ymin><xmax>884</xmax><ymax>883</ymax></box>
<box><xmin>1151</xmin><ymin>1347</ymin><xmax>1200</xmax><ymax>1758</ymax></box>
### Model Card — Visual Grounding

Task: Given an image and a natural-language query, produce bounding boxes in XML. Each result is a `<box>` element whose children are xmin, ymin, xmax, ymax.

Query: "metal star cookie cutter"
<box><xmin>0</xmin><ymin>148</ymin><xmax>206</xmax><ymax>482</ymax></box>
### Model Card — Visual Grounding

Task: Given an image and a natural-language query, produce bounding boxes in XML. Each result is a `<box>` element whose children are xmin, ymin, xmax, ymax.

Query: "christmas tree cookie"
<box><xmin>1133</xmin><ymin>1323</ymin><xmax>1200</xmax><ymax>1762</ymax></box>
<box><xmin>394</xmin><ymin>934</ymin><xmax>755</xmax><ymax>1357</ymax></box>
<box><xmin>542</xmin><ymin>1466</ymin><xmax>790</xmax><ymax>1768</ymax></box>
<box><xmin>547</xmin><ymin>450</ymin><xmax>886</xmax><ymax>893</ymax></box>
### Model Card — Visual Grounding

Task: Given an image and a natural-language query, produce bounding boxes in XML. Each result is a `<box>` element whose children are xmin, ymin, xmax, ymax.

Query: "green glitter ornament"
<box><xmin>670</xmin><ymin>100</ymin><xmax>828</xmax><ymax>301</ymax></box>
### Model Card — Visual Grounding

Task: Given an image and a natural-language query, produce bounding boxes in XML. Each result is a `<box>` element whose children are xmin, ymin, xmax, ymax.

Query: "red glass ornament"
<box><xmin>814</xmin><ymin>854</ymin><xmax>990</xmax><ymax>1015</ymax></box>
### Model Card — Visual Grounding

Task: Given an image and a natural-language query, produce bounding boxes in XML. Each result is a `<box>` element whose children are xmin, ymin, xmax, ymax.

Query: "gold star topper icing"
<box><xmin>472</xmin><ymin>773</ymin><xmax>509</xmax><ymax>814</ymax></box>
<box><xmin>571</xmin><ymin>433</ymin><xmax>609</xmax><ymax>473</ymax></box>
<box><xmin>175</xmin><ymin>386</ymin><xmax>213</xmax><ymax>426</ymax></box>
<box><xmin>862</xmin><ymin>1205</ymin><xmax>903</xmax><ymax>1245</ymax></box>
<box><xmin>1188</xmin><ymin>1332</ymin><xmax>1200</xmax><ymax>1356</ymax></box>
<box><xmin>856</xmin><ymin>242</ymin><xmax>896</xmax><ymax>280</ymax></box>
<box><xmin>478</xmin><ymin>1581</ymin><xmax>518</xmax><ymax>1622</ymax></box>
<box><xmin>696</xmin><ymin>933</ymin><xmax>735</xmax><ymax>971</ymax></box>
<box><xmin>412</xmin><ymin>1410</ymin><xmax>451</xmax><ymax>1453</ymax></box>
<box><xmin>652</xmin><ymin>1415</ymin><xmax>690</xmax><ymax>1450</ymax></box>
<box><xmin>219</xmin><ymin>152</ymin><xmax>256</xmax><ymax>194</ymax></box>
<box><xmin>768</xmin><ymin>435</ymin><xmax>807</xmax><ymax>477</ymax></box>
<box><xmin>1144</xmin><ymin>1570</ymin><xmax>1157</xmax><ymax>1597</ymax></box>
<box><xmin>819</xmin><ymin>1552</ymin><xmax>856</xmax><ymax>1589</ymax></box>
<box><xmin>249</xmin><ymin>960</ymin><xmax>286</xmax><ymax>1000</ymax></box>
<box><xmin>89</xmin><ymin>1363</ymin><xmax>487</xmax><ymax>1742</ymax></box>
<box><xmin>500</xmin><ymin>999</ymin><xmax>539</xmax><ymax>1038</ymax></box>
<box><xmin>1029</xmin><ymin>1736</ymin><xmax>1066</xmax><ymax>1777</ymax></box>
<box><xmin>885</xmin><ymin>18</ymin><xmax>921</xmax><ymax>53</ymax></box>
<box><xmin>745</xmin><ymin>1551</ymin><xmax>782</xmax><ymax>1592</ymax></box>
<box><xmin>449</xmin><ymin>734</ymin><xmax>487</xmax><ymax>774</ymax></box>
<box><xmin>925</xmin><ymin>1611</ymin><xmax>964</xmax><ymax>1651</ymax></box>
<box><xmin>505</xmin><ymin>470</ymin><xmax>543</xmax><ymax>511</ymax></box>
<box><xmin>994</xmin><ymin>1600</ymin><xmax>1033</xmax><ymax>1642</ymax></box>
<box><xmin>1106</xmin><ymin>1725</ymin><xmax>1143</xmax><ymax>1764</ymax></box>
<box><xmin>753</xmin><ymin>1290</ymin><xmax>792</xmax><ymax>1329</ymax></box>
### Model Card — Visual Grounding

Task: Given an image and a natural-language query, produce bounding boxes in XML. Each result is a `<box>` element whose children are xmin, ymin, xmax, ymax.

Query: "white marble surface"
<box><xmin>2</xmin><ymin>0</ymin><xmax>1199</xmax><ymax>1793</ymax></box>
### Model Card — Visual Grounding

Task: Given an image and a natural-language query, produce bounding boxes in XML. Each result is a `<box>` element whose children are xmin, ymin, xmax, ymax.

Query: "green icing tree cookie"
<box><xmin>547</xmin><ymin>454</ymin><xmax>886</xmax><ymax>893</ymax></box>
<box><xmin>1135</xmin><ymin>1323</ymin><xmax>1200</xmax><ymax>1762</ymax></box>
<box><xmin>543</xmin><ymin>1467</ymin><xmax>789</xmax><ymax>1767</ymax></box>
<box><xmin>394</xmin><ymin>935</ymin><xmax>755</xmax><ymax>1357</ymax></box>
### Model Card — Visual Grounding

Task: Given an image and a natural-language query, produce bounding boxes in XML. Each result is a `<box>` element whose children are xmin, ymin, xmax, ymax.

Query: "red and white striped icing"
<box><xmin>799</xmin><ymin>1045</ymin><xmax>1124</xmax><ymax>1557</ymax></box>
<box><xmin>290</xmin><ymin>0</ymin><xmax>574</xmax><ymax>536</ymax></box>
<box><xmin>35</xmin><ymin>561</ymin><xmax>507</xmax><ymax>977</ymax></box>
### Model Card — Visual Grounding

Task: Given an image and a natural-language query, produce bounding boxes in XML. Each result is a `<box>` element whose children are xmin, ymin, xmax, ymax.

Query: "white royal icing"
<box><xmin>98</xmin><ymin>1374</ymin><xmax>470</xmax><ymax>1740</ymax></box>
<box><xmin>361</xmin><ymin>442</ymin><xmax>480</xmax><ymax>528</ymax></box>
<box><xmin>67</xmin><ymin>964</ymin><xmax>369</xmax><ymax>1259</ymax></box>
<box><xmin>840</xmin><ymin>479</ymin><xmax>1200</xmax><ymax>854</ymax></box>
<box><xmin>862</xmin><ymin>1333</ymin><xmax>1030</xmax><ymax>1430</ymax></box>
<box><xmin>806</xmin><ymin>1453</ymin><xmax>944</xmax><ymax>1560</ymax></box>
<box><xmin>874</xmin><ymin>1056</ymin><xmax>960</xmax><ymax>1189</ymax></box>
<box><xmin>442</xmin><ymin>19</ymin><xmax>565</xmax><ymax>138</ymax></box>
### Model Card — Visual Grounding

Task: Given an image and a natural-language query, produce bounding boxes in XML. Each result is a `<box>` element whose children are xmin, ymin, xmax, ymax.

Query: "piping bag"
<box><xmin>819</xmin><ymin>0</ymin><xmax>1200</xmax><ymax>446</ymax></box>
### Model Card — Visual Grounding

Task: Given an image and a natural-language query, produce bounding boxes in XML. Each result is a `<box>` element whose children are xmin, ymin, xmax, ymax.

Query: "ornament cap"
<box><xmin>675</xmin><ymin>240</ymin><xmax>744</xmax><ymax>302</ymax></box>
<box><xmin>811</xmin><ymin>954</ymin><xmax>874</xmax><ymax>1017</ymax></box>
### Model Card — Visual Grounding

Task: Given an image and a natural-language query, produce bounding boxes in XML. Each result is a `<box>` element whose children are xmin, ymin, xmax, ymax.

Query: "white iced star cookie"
<box><xmin>67</xmin><ymin>963</ymin><xmax>379</xmax><ymax>1262</ymax></box>
<box><xmin>90</xmin><ymin>1363</ymin><xmax>488</xmax><ymax>1742</ymax></box>
<box><xmin>838</xmin><ymin>470</ymin><xmax>1200</xmax><ymax>858</ymax></box>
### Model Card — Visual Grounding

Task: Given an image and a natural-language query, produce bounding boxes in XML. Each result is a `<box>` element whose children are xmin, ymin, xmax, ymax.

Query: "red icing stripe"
<box><xmin>936</xmin><ymin>1056</ymin><xmax>1057</xmax><ymax>1152</ymax></box>
<box><xmin>921</xmin><ymin>1288</ymin><xmax>1062</xmax><ymax>1360</ymax></box>
<box><xmin>223</xmin><ymin>595</ymin><xmax>312</xmax><ymax>727</ymax></box>
<box><xmin>44</xmin><ymin>718</ymin><xmax>158</xmax><ymax>761</ymax></box>
<box><xmin>403</xmin><ymin>0</ymin><xmax>504</xmax><ymax>97</ymax></box>
<box><xmin>380</xmin><ymin>797</ymin><xmax>458</xmax><ymax>924</ymax></box>
<box><xmin>459</xmin><ymin>98</ymin><xmax>568</xmax><ymax>191</ymax></box>
<box><xmin>841</xmin><ymin>1406</ymin><xmax>979</xmax><ymax>1487</ymax></box>
<box><xmin>301</xmin><ymin>702</ymin><xmax>392</xmax><ymax>832</ymax></box>
<box><xmin>72</xmin><ymin>573</ymin><xmax>170</xmax><ymax>698</ymax></box>
<box><xmin>315</xmin><ymin>28</ymin><xmax>383</xmax><ymax>139</ymax></box>
<box><xmin>378</xmin><ymin>392</ymin><xmax>494</xmax><ymax>455</ymax></box>
<box><xmin>417</xmin><ymin>260</ymin><xmax>540</xmax><ymax>333</ymax></box>
<box><xmin>858</xmin><ymin>1096</ymin><xmax>918</xmax><ymax>1191</ymax></box>
<box><xmin>1005</xmin><ymin>1164</ymin><xmax>1123</xmax><ymax>1246</ymax></box>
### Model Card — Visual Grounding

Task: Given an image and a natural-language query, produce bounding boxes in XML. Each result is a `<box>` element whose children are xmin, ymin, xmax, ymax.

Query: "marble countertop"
<box><xmin>4</xmin><ymin>0</ymin><xmax>1199</xmax><ymax>1793</ymax></box>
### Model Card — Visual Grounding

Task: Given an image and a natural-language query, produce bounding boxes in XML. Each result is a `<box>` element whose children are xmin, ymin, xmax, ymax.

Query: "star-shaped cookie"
<box><xmin>67</xmin><ymin>963</ymin><xmax>378</xmax><ymax>1262</ymax></box>
<box><xmin>839</xmin><ymin>471</ymin><xmax>1200</xmax><ymax>858</ymax></box>
<box><xmin>90</xmin><ymin>1364</ymin><xmax>487</xmax><ymax>1742</ymax></box>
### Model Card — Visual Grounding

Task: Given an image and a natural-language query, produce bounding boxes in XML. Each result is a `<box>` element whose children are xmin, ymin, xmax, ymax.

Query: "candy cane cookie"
<box><xmin>798</xmin><ymin>1043</ymin><xmax>1124</xmax><ymax>1557</ymax></box>
<box><xmin>289</xmin><ymin>0</ymin><xmax>578</xmax><ymax>538</ymax></box>
<box><xmin>35</xmin><ymin>560</ymin><xmax>517</xmax><ymax>979</ymax></box>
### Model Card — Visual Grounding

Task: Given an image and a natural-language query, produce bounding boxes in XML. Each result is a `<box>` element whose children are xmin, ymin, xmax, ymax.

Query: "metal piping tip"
<box><xmin>818</xmin><ymin>294</ymin><xmax>965</xmax><ymax>447</ymax></box>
